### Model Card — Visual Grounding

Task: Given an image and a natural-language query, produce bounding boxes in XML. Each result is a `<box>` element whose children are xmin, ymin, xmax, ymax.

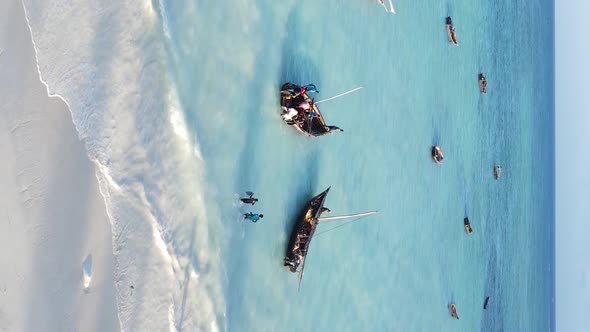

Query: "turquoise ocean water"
<box><xmin>158</xmin><ymin>0</ymin><xmax>554</xmax><ymax>331</ymax></box>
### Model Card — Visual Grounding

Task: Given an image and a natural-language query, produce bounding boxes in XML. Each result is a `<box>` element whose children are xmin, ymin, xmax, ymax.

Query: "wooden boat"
<box><xmin>449</xmin><ymin>303</ymin><xmax>459</xmax><ymax>319</ymax></box>
<box><xmin>464</xmin><ymin>217</ymin><xmax>473</xmax><ymax>234</ymax></box>
<box><xmin>280</xmin><ymin>83</ymin><xmax>330</xmax><ymax>137</ymax></box>
<box><xmin>483</xmin><ymin>296</ymin><xmax>490</xmax><ymax>309</ymax></box>
<box><xmin>479</xmin><ymin>73</ymin><xmax>488</xmax><ymax>93</ymax></box>
<box><xmin>284</xmin><ymin>187</ymin><xmax>378</xmax><ymax>288</ymax></box>
<box><xmin>446</xmin><ymin>17</ymin><xmax>458</xmax><ymax>46</ymax></box>
<box><xmin>377</xmin><ymin>0</ymin><xmax>396</xmax><ymax>14</ymax></box>
<box><xmin>432</xmin><ymin>146</ymin><xmax>444</xmax><ymax>164</ymax></box>
<box><xmin>280</xmin><ymin>83</ymin><xmax>361</xmax><ymax>137</ymax></box>
<box><xmin>494</xmin><ymin>165</ymin><xmax>502</xmax><ymax>179</ymax></box>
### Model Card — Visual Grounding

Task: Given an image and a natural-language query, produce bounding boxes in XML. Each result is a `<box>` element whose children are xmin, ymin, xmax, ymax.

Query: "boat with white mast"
<box><xmin>280</xmin><ymin>83</ymin><xmax>363</xmax><ymax>137</ymax></box>
<box><xmin>283</xmin><ymin>187</ymin><xmax>378</xmax><ymax>288</ymax></box>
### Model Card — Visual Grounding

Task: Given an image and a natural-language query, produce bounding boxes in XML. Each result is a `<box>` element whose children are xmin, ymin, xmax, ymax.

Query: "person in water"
<box><xmin>243</xmin><ymin>212</ymin><xmax>263</xmax><ymax>223</ymax></box>
<box><xmin>240</xmin><ymin>191</ymin><xmax>258</xmax><ymax>205</ymax></box>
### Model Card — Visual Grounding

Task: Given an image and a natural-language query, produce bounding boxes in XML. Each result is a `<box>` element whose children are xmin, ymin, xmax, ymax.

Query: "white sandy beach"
<box><xmin>0</xmin><ymin>1</ymin><xmax>119</xmax><ymax>331</ymax></box>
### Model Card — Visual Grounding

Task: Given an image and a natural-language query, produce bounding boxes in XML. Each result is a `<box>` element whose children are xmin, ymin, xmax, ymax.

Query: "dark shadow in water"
<box><xmin>232</xmin><ymin>7</ymin><xmax>325</xmax><ymax>194</ymax></box>
<box><xmin>278</xmin><ymin>9</ymin><xmax>322</xmax><ymax>90</ymax></box>
<box><xmin>431</xmin><ymin>117</ymin><xmax>441</xmax><ymax>147</ymax></box>
<box><xmin>225</xmin><ymin>6</ymin><xmax>324</xmax><ymax>330</ymax></box>
<box><xmin>480</xmin><ymin>242</ymin><xmax>504</xmax><ymax>331</ymax></box>
<box><xmin>445</xmin><ymin>3</ymin><xmax>453</xmax><ymax>17</ymax></box>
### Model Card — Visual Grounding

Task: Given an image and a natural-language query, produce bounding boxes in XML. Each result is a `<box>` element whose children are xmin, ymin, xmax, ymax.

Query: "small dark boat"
<box><xmin>280</xmin><ymin>83</ymin><xmax>330</xmax><ymax>137</ymax></box>
<box><xmin>446</xmin><ymin>17</ymin><xmax>458</xmax><ymax>45</ymax></box>
<box><xmin>479</xmin><ymin>73</ymin><xmax>488</xmax><ymax>93</ymax></box>
<box><xmin>432</xmin><ymin>146</ymin><xmax>444</xmax><ymax>164</ymax></box>
<box><xmin>284</xmin><ymin>187</ymin><xmax>377</xmax><ymax>288</ymax></box>
<box><xmin>448</xmin><ymin>303</ymin><xmax>459</xmax><ymax>320</ymax></box>
<box><xmin>464</xmin><ymin>217</ymin><xmax>473</xmax><ymax>234</ymax></box>
<box><xmin>493</xmin><ymin>165</ymin><xmax>502</xmax><ymax>179</ymax></box>
<box><xmin>483</xmin><ymin>296</ymin><xmax>490</xmax><ymax>309</ymax></box>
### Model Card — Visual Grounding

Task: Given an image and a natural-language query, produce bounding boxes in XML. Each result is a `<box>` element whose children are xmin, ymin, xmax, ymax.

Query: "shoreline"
<box><xmin>0</xmin><ymin>1</ymin><xmax>119</xmax><ymax>330</ymax></box>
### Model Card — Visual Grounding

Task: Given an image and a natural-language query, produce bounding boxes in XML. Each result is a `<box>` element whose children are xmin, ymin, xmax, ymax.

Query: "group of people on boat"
<box><xmin>291</xmin><ymin>223</ymin><xmax>313</xmax><ymax>269</ymax></box>
<box><xmin>281</xmin><ymin>84</ymin><xmax>320</xmax><ymax>124</ymax></box>
<box><xmin>280</xmin><ymin>83</ymin><xmax>344</xmax><ymax>135</ymax></box>
<box><xmin>240</xmin><ymin>192</ymin><xmax>263</xmax><ymax>223</ymax></box>
<box><xmin>288</xmin><ymin>207</ymin><xmax>331</xmax><ymax>270</ymax></box>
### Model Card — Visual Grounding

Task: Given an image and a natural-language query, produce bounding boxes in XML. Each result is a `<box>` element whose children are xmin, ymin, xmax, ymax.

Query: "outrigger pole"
<box><xmin>314</xmin><ymin>86</ymin><xmax>364</xmax><ymax>105</ymax></box>
<box><xmin>297</xmin><ymin>259</ymin><xmax>306</xmax><ymax>291</ymax></box>
<box><xmin>318</xmin><ymin>211</ymin><xmax>378</xmax><ymax>222</ymax></box>
<box><xmin>387</xmin><ymin>0</ymin><xmax>396</xmax><ymax>14</ymax></box>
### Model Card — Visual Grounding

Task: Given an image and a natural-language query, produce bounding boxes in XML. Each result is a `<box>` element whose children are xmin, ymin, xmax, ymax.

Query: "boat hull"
<box><xmin>432</xmin><ymin>146</ymin><xmax>443</xmax><ymax>164</ymax></box>
<box><xmin>284</xmin><ymin>187</ymin><xmax>330</xmax><ymax>272</ymax></box>
<box><xmin>446</xmin><ymin>17</ymin><xmax>458</xmax><ymax>45</ymax></box>
<box><xmin>464</xmin><ymin>217</ymin><xmax>473</xmax><ymax>233</ymax></box>
<box><xmin>448</xmin><ymin>304</ymin><xmax>459</xmax><ymax>319</ymax></box>
<box><xmin>280</xmin><ymin>83</ymin><xmax>330</xmax><ymax>137</ymax></box>
<box><xmin>479</xmin><ymin>73</ymin><xmax>487</xmax><ymax>93</ymax></box>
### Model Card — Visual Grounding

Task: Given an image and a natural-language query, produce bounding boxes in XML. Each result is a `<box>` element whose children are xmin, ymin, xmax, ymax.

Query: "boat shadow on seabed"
<box><xmin>278</xmin><ymin>9</ymin><xmax>322</xmax><ymax>95</ymax></box>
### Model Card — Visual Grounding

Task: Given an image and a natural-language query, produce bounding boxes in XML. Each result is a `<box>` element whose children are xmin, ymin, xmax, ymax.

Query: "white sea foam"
<box><xmin>21</xmin><ymin>0</ymin><xmax>224</xmax><ymax>330</ymax></box>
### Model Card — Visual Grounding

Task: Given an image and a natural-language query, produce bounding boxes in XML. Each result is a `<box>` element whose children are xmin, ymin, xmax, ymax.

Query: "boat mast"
<box><xmin>297</xmin><ymin>258</ymin><xmax>306</xmax><ymax>291</ymax></box>
<box><xmin>387</xmin><ymin>0</ymin><xmax>396</xmax><ymax>14</ymax></box>
<box><xmin>318</xmin><ymin>210</ymin><xmax>378</xmax><ymax>222</ymax></box>
<box><xmin>314</xmin><ymin>86</ymin><xmax>364</xmax><ymax>105</ymax></box>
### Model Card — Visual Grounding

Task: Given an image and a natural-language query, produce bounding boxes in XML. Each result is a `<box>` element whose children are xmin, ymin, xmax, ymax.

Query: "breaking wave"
<box><xmin>21</xmin><ymin>0</ymin><xmax>225</xmax><ymax>330</ymax></box>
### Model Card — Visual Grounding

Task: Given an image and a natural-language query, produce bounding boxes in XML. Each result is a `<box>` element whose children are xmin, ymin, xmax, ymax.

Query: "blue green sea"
<box><xmin>157</xmin><ymin>0</ymin><xmax>555</xmax><ymax>331</ymax></box>
<box><xmin>23</xmin><ymin>0</ymin><xmax>555</xmax><ymax>330</ymax></box>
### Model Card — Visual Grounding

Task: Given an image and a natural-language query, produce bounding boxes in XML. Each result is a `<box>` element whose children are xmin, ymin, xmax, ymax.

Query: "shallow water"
<box><xmin>25</xmin><ymin>0</ymin><xmax>554</xmax><ymax>330</ymax></box>
<box><xmin>157</xmin><ymin>0</ymin><xmax>554</xmax><ymax>331</ymax></box>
